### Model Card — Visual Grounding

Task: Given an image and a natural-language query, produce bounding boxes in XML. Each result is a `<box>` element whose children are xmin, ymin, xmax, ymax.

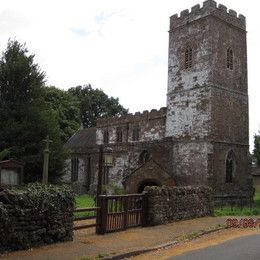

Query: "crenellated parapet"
<box><xmin>170</xmin><ymin>0</ymin><xmax>246</xmax><ymax>31</ymax></box>
<box><xmin>97</xmin><ymin>107</ymin><xmax>167</xmax><ymax>127</ymax></box>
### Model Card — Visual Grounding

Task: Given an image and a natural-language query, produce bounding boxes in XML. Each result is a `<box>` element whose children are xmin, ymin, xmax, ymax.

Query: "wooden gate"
<box><xmin>96</xmin><ymin>193</ymin><xmax>148</xmax><ymax>234</ymax></box>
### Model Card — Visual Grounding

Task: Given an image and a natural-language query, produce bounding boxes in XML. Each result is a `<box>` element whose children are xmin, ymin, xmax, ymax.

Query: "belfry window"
<box><xmin>185</xmin><ymin>47</ymin><xmax>192</xmax><ymax>69</ymax></box>
<box><xmin>227</xmin><ymin>48</ymin><xmax>233</xmax><ymax>70</ymax></box>
<box><xmin>132</xmin><ymin>126</ymin><xmax>140</xmax><ymax>141</ymax></box>
<box><xmin>225</xmin><ymin>150</ymin><xmax>235</xmax><ymax>183</ymax></box>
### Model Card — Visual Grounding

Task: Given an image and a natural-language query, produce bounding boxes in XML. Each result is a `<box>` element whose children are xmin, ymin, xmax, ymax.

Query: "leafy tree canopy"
<box><xmin>0</xmin><ymin>148</ymin><xmax>11</xmax><ymax>161</ymax></box>
<box><xmin>0</xmin><ymin>40</ymin><xmax>45</xmax><ymax>108</ymax></box>
<box><xmin>0</xmin><ymin>40</ymin><xmax>66</xmax><ymax>183</ymax></box>
<box><xmin>43</xmin><ymin>86</ymin><xmax>81</xmax><ymax>142</ymax></box>
<box><xmin>68</xmin><ymin>84</ymin><xmax>128</xmax><ymax>128</ymax></box>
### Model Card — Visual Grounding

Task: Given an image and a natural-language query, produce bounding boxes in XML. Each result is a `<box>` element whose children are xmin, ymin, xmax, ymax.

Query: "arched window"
<box><xmin>71</xmin><ymin>157</ymin><xmax>79</xmax><ymax>182</ymax></box>
<box><xmin>185</xmin><ymin>47</ymin><xmax>192</xmax><ymax>69</ymax></box>
<box><xmin>103</xmin><ymin>130</ymin><xmax>109</xmax><ymax>144</ymax></box>
<box><xmin>132</xmin><ymin>126</ymin><xmax>140</xmax><ymax>141</ymax></box>
<box><xmin>116</xmin><ymin>127</ymin><xmax>123</xmax><ymax>143</ymax></box>
<box><xmin>225</xmin><ymin>150</ymin><xmax>235</xmax><ymax>183</ymax></box>
<box><xmin>227</xmin><ymin>48</ymin><xmax>233</xmax><ymax>70</ymax></box>
<box><xmin>139</xmin><ymin>150</ymin><xmax>150</xmax><ymax>164</ymax></box>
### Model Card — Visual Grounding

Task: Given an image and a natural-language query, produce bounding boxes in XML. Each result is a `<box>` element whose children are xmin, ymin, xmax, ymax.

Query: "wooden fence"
<box><xmin>73</xmin><ymin>207</ymin><xmax>98</xmax><ymax>230</ymax></box>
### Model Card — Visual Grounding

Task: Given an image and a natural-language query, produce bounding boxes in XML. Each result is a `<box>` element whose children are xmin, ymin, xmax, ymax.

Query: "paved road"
<box><xmin>168</xmin><ymin>234</ymin><xmax>260</xmax><ymax>260</ymax></box>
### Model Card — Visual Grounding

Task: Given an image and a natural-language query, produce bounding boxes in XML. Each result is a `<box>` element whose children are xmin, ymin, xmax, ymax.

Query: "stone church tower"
<box><xmin>165</xmin><ymin>0</ymin><xmax>251</xmax><ymax>193</ymax></box>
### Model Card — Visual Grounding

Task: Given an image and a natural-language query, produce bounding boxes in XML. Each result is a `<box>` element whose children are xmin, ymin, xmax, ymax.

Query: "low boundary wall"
<box><xmin>145</xmin><ymin>185</ymin><xmax>213</xmax><ymax>225</ymax></box>
<box><xmin>0</xmin><ymin>183</ymin><xmax>74</xmax><ymax>253</ymax></box>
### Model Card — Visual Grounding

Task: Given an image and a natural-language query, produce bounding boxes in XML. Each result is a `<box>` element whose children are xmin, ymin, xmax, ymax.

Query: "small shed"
<box><xmin>0</xmin><ymin>159</ymin><xmax>24</xmax><ymax>186</ymax></box>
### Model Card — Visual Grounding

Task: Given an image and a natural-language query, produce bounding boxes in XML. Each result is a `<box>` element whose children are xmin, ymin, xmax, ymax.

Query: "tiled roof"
<box><xmin>0</xmin><ymin>159</ymin><xmax>24</xmax><ymax>166</ymax></box>
<box><xmin>65</xmin><ymin>127</ymin><xmax>96</xmax><ymax>149</ymax></box>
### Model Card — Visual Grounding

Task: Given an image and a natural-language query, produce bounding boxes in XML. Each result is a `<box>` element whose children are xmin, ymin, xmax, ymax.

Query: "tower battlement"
<box><xmin>170</xmin><ymin>0</ymin><xmax>245</xmax><ymax>31</ymax></box>
<box><xmin>96</xmin><ymin>107</ymin><xmax>167</xmax><ymax>127</ymax></box>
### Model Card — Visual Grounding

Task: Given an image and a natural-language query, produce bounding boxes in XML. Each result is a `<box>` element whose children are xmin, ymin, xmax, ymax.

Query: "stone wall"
<box><xmin>169</xmin><ymin>1</ymin><xmax>245</xmax><ymax>31</ymax></box>
<box><xmin>0</xmin><ymin>184</ymin><xmax>74</xmax><ymax>253</ymax></box>
<box><xmin>165</xmin><ymin>0</ymin><xmax>251</xmax><ymax>197</ymax></box>
<box><xmin>96</xmin><ymin>107</ymin><xmax>167</xmax><ymax>144</ymax></box>
<box><xmin>103</xmin><ymin>138</ymin><xmax>174</xmax><ymax>193</ymax></box>
<box><xmin>172</xmin><ymin>141</ymin><xmax>212</xmax><ymax>185</ymax></box>
<box><xmin>145</xmin><ymin>186</ymin><xmax>213</xmax><ymax>225</ymax></box>
<box><xmin>62</xmin><ymin>157</ymin><xmax>87</xmax><ymax>194</ymax></box>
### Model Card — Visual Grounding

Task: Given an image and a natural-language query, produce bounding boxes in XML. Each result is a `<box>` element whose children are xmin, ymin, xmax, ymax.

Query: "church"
<box><xmin>64</xmin><ymin>0</ymin><xmax>253</xmax><ymax>199</ymax></box>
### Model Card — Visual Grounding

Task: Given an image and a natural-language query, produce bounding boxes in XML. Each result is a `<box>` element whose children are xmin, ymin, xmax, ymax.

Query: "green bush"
<box><xmin>7</xmin><ymin>183</ymin><xmax>75</xmax><ymax>212</ymax></box>
<box><xmin>0</xmin><ymin>183</ymin><xmax>75</xmax><ymax>252</ymax></box>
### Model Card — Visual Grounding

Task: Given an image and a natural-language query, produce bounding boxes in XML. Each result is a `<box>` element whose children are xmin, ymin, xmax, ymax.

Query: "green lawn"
<box><xmin>214</xmin><ymin>186</ymin><xmax>260</xmax><ymax>216</ymax></box>
<box><xmin>75</xmin><ymin>194</ymin><xmax>95</xmax><ymax>208</ymax></box>
<box><xmin>74</xmin><ymin>194</ymin><xmax>95</xmax><ymax>217</ymax></box>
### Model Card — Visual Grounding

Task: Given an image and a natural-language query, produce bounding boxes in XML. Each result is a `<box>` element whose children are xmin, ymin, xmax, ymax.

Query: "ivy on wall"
<box><xmin>0</xmin><ymin>183</ymin><xmax>75</xmax><ymax>253</ymax></box>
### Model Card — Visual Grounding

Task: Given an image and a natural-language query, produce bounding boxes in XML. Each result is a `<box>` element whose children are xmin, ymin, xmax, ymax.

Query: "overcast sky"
<box><xmin>0</xmin><ymin>0</ymin><xmax>259</xmax><ymax>150</ymax></box>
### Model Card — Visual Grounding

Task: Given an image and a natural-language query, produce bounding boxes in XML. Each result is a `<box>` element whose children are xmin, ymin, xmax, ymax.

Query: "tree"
<box><xmin>68</xmin><ymin>85</ymin><xmax>128</xmax><ymax>128</ymax></box>
<box><xmin>253</xmin><ymin>133</ymin><xmax>260</xmax><ymax>166</ymax></box>
<box><xmin>0</xmin><ymin>148</ymin><xmax>11</xmax><ymax>161</ymax></box>
<box><xmin>0</xmin><ymin>41</ymin><xmax>45</xmax><ymax>108</ymax></box>
<box><xmin>0</xmin><ymin>40</ymin><xmax>66</xmax><ymax>182</ymax></box>
<box><xmin>43</xmin><ymin>86</ymin><xmax>81</xmax><ymax>142</ymax></box>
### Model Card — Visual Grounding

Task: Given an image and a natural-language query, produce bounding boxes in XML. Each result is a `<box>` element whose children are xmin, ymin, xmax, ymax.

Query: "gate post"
<box><xmin>96</xmin><ymin>195</ymin><xmax>103</xmax><ymax>234</ymax></box>
<box><xmin>96</xmin><ymin>195</ymin><xmax>108</xmax><ymax>234</ymax></box>
<box><xmin>101</xmin><ymin>196</ymin><xmax>108</xmax><ymax>233</ymax></box>
<box><xmin>141</xmin><ymin>192</ymin><xmax>148</xmax><ymax>227</ymax></box>
<box><xmin>123</xmin><ymin>196</ymin><xmax>128</xmax><ymax>230</ymax></box>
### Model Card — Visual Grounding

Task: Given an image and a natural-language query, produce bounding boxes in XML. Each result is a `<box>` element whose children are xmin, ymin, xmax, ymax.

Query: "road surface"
<box><xmin>168</xmin><ymin>234</ymin><xmax>260</xmax><ymax>260</ymax></box>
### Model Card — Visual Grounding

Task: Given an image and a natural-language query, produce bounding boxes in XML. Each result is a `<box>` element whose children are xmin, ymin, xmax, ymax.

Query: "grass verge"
<box><xmin>214</xmin><ymin>186</ymin><xmax>260</xmax><ymax>216</ymax></box>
